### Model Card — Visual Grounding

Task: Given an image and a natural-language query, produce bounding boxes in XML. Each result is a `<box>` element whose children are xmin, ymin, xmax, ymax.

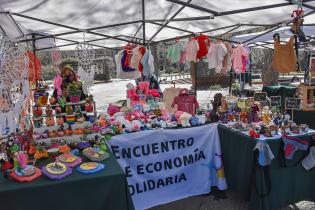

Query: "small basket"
<box><xmin>33</xmin><ymin>117</ymin><xmax>43</xmax><ymax>128</ymax></box>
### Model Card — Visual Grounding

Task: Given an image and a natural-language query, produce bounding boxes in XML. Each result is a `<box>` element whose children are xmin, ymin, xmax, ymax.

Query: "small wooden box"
<box><xmin>298</xmin><ymin>84</ymin><xmax>315</xmax><ymax>111</ymax></box>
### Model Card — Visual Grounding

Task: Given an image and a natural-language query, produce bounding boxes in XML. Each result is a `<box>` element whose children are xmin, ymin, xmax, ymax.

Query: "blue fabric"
<box><xmin>141</xmin><ymin>51</ymin><xmax>151</xmax><ymax>78</ymax></box>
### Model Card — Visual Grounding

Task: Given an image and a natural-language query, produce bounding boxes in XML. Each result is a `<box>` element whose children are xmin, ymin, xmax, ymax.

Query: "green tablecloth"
<box><xmin>294</xmin><ymin>110</ymin><xmax>315</xmax><ymax>129</ymax></box>
<box><xmin>218</xmin><ymin>125</ymin><xmax>315</xmax><ymax>210</ymax></box>
<box><xmin>0</xmin><ymin>153</ymin><xmax>134</xmax><ymax>210</ymax></box>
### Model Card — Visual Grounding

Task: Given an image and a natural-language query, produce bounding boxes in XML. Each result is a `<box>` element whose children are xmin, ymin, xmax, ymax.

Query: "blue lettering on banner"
<box><xmin>107</xmin><ymin>124</ymin><xmax>226</xmax><ymax>210</ymax></box>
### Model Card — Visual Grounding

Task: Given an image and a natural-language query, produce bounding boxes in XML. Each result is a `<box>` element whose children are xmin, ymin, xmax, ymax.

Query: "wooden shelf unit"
<box><xmin>298</xmin><ymin>84</ymin><xmax>315</xmax><ymax>111</ymax></box>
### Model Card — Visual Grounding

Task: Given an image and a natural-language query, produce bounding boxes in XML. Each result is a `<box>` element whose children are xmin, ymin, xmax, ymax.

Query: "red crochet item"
<box><xmin>27</xmin><ymin>51</ymin><xmax>41</xmax><ymax>82</ymax></box>
<box><xmin>172</xmin><ymin>88</ymin><xmax>199</xmax><ymax>115</ymax></box>
<box><xmin>138</xmin><ymin>47</ymin><xmax>146</xmax><ymax>72</ymax></box>
<box><xmin>194</xmin><ymin>34</ymin><xmax>211</xmax><ymax>60</ymax></box>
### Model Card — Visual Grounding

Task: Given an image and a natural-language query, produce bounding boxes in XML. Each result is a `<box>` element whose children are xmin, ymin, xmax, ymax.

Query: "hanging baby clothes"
<box><xmin>194</xmin><ymin>34</ymin><xmax>210</xmax><ymax>60</ymax></box>
<box><xmin>172</xmin><ymin>88</ymin><xmax>199</xmax><ymax>115</ymax></box>
<box><xmin>121</xmin><ymin>50</ymin><xmax>135</xmax><ymax>72</ymax></box>
<box><xmin>138</xmin><ymin>46</ymin><xmax>146</xmax><ymax>72</ymax></box>
<box><xmin>207</xmin><ymin>42</ymin><xmax>227</xmax><ymax>73</ymax></box>
<box><xmin>115</xmin><ymin>50</ymin><xmax>141</xmax><ymax>79</ymax></box>
<box><xmin>163</xmin><ymin>87</ymin><xmax>181</xmax><ymax>113</ymax></box>
<box><xmin>271</xmin><ymin>36</ymin><xmax>297</xmax><ymax>73</ymax></box>
<box><xmin>141</xmin><ymin>50</ymin><xmax>155</xmax><ymax>78</ymax></box>
<box><xmin>130</xmin><ymin>45</ymin><xmax>141</xmax><ymax>69</ymax></box>
<box><xmin>222</xmin><ymin>42</ymin><xmax>233</xmax><ymax>74</ymax></box>
<box><xmin>232</xmin><ymin>45</ymin><xmax>249</xmax><ymax>74</ymax></box>
<box><xmin>167</xmin><ymin>42</ymin><xmax>184</xmax><ymax>64</ymax></box>
<box><xmin>148</xmin><ymin>50</ymin><xmax>155</xmax><ymax>75</ymax></box>
<box><xmin>185</xmin><ymin>38</ymin><xmax>199</xmax><ymax>62</ymax></box>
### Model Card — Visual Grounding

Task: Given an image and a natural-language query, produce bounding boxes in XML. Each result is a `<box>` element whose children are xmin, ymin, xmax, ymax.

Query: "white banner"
<box><xmin>107</xmin><ymin>123</ymin><xmax>227</xmax><ymax>210</ymax></box>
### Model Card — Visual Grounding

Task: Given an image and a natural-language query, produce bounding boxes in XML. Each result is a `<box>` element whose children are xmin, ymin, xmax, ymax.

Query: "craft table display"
<box><xmin>0</xmin><ymin>153</ymin><xmax>135</xmax><ymax>210</ymax></box>
<box><xmin>218</xmin><ymin>125</ymin><xmax>315</xmax><ymax>210</ymax></box>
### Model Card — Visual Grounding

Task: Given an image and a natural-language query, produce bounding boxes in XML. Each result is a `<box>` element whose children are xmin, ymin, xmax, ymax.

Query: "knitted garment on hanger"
<box><xmin>222</xmin><ymin>42</ymin><xmax>233</xmax><ymax>74</ymax></box>
<box><xmin>194</xmin><ymin>34</ymin><xmax>210</xmax><ymax>60</ymax></box>
<box><xmin>121</xmin><ymin>50</ymin><xmax>135</xmax><ymax>72</ymax></box>
<box><xmin>130</xmin><ymin>45</ymin><xmax>141</xmax><ymax>69</ymax></box>
<box><xmin>167</xmin><ymin>42</ymin><xmax>184</xmax><ymax>64</ymax></box>
<box><xmin>272</xmin><ymin>37</ymin><xmax>297</xmax><ymax>73</ymax></box>
<box><xmin>138</xmin><ymin>47</ymin><xmax>146</xmax><ymax>72</ymax></box>
<box><xmin>27</xmin><ymin>51</ymin><xmax>41</xmax><ymax>82</ymax></box>
<box><xmin>185</xmin><ymin>39</ymin><xmax>199</xmax><ymax>62</ymax></box>
<box><xmin>141</xmin><ymin>51</ymin><xmax>151</xmax><ymax>78</ymax></box>
<box><xmin>115</xmin><ymin>51</ymin><xmax>141</xmax><ymax>79</ymax></box>
<box><xmin>172</xmin><ymin>88</ymin><xmax>199</xmax><ymax>115</ymax></box>
<box><xmin>207</xmin><ymin>42</ymin><xmax>227</xmax><ymax>73</ymax></box>
<box><xmin>232</xmin><ymin>45</ymin><xmax>249</xmax><ymax>74</ymax></box>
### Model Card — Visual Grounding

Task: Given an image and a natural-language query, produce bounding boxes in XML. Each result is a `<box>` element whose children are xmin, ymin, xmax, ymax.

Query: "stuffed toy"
<box><xmin>261</xmin><ymin>106</ymin><xmax>272</xmax><ymax>124</ymax></box>
<box><xmin>148</xmin><ymin>89</ymin><xmax>160</xmax><ymax>98</ymax></box>
<box><xmin>46</xmin><ymin>116</ymin><xmax>55</xmax><ymax>126</ymax></box>
<box><xmin>190</xmin><ymin>116</ymin><xmax>199</xmax><ymax>126</ymax></box>
<box><xmin>196</xmin><ymin>114</ymin><xmax>207</xmax><ymax>125</ymax></box>
<box><xmin>179</xmin><ymin>112</ymin><xmax>192</xmax><ymax>127</ymax></box>
<box><xmin>249</xmin><ymin>128</ymin><xmax>260</xmax><ymax>139</ymax></box>
<box><xmin>131</xmin><ymin>120</ymin><xmax>142</xmax><ymax>132</ymax></box>
<box><xmin>138</xmin><ymin>81</ymin><xmax>150</xmax><ymax>95</ymax></box>
<box><xmin>107</xmin><ymin>104</ymin><xmax>120</xmax><ymax>116</ymax></box>
<box><xmin>160</xmin><ymin>108</ymin><xmax>170</xmax><ymax>121</ymax></box>
<box><xmin>126</xmin><ymin>83</ymin><xmax>139</xmax><ymax>102</ymax></box>
<box><xmin>159</xmin><ymin>120</ymin><xmax>167</xmax><ymax>128</ymax></box>
<box><xmin>175</xmin><ymin>111</ymin><xmax>184</xmax><ymax>123</ymax></box>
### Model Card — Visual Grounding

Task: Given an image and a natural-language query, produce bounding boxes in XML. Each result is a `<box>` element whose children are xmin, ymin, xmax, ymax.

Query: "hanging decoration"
<box><xmin>51</xmin><ymin>45</ymin><xmax>62</xmax><ymax>73</ymax></box>
<box><xmin>78</xmin><ymin>64</ymin><xmax>95</xmax><ymax>95</ymax></box>
<box><xmin>0</xmin><ymin>35</ymin><xmax>29</xmax><ymax>136</ymax></box>
<box><xmin>75</xmin><ymin>39</ymin><xmax>95</xmax><ymax>69</ymax></box>
<box><xmin>75</xmin><ymin>33</ymin><xmax>95</xmax><ymax>94</ymax></box>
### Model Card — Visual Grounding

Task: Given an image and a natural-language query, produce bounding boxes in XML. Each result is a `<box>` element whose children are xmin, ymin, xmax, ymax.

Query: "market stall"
<box><xmin>1</xmin><ymin>1</ymin><xmax>315</xmax><ymax>210</ymax></box>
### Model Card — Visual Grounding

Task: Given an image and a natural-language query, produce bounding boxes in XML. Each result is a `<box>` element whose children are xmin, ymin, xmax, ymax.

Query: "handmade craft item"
<box><xmin>83</xmin><ymin>147</ymin><xmax>109</xmax><ymax>162</ymax></box>
<box><xmin>76</xmin><ymin>162</ymin><xmax>105</xmax><ymax>174</ymax></box>
<box><xmin>42</xmin><ymin>162</ymin><xmax>72</xmax><ymax>180</ymax></box>
<box><xmin>56</xmin><ymin>153</ymin><xmax>82</xmax><ymax>168</ymax></box>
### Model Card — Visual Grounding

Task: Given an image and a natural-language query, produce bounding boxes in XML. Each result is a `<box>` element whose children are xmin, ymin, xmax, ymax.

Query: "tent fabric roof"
<box><xmin>0</xmin><ymin>0</ymin><xmax>315</xmax><ymax>49</ymax></box>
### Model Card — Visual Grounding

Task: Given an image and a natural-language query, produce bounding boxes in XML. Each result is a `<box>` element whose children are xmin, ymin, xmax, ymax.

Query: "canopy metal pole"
<box><xmin>155</xmin><ymin>24</ymin><xmax>240</xmax><ymax>43</ymax></box>
<box><xmin>148</xmin><ymin>0</ymin><xmax>192</xmax><ymax>43</ymax></box>
<box><xmin>147</xmin><ymin>16</ymin><xmax>213</xmax><ymax>22</ymax></box>
<box><xmin>142</xmin><ymin>0</ymin><xmax>146</xmax><ymax>45</ymax></box>
<box><xmin>166</xmin><ymin>0</ymin><xmax>314</xmax><ymax>16</ymax></box>
<box><xmin>165</xmin><ymin>0</ymin><xmax>218</xmax><ymax>15</ymax></box>
<box><xmin>219</xmin><ymin>24</ymin><xmax>241</xmax><ymax>37</ymax></box>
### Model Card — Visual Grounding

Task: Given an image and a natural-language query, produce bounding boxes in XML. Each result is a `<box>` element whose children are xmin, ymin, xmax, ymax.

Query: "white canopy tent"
<box><xmin>0</xmin><ymin>0</ymin><xmax>315</xmax><ymax>50</ymax></box>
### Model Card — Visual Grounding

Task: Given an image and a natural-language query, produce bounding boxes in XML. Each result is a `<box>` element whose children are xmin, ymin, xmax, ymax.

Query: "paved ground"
<box><xmin>91</xmin><ymin>80</ymin><xmax>315</xmax><ymax>210</ymax></box>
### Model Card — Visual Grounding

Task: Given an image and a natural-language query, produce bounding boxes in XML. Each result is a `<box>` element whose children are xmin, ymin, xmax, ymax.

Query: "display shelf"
<box><xmin>34</xmin><ymin>133</ymin><xmax>99</xmax><ymax>144</ymax></box>
<box><xmin>298</xmin><ymin>84</ymin><xmax>315</xmax><ymax>111</ymax></box>
<box><xmin>32</xmin><ymin>111</ymin><xmax>94</xmax><ymax>119</ymax></box>
<box><xmin>32</xmin><ymin>100</ymin><xmax>92</xmax><ymax>107</ymax></box>
<box><xmin>33</xmin><ymin>121</ymin><xmax>94</xmax><ymax>133</ymax></box>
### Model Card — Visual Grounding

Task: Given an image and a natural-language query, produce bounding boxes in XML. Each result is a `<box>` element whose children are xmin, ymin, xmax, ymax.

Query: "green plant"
<box><xmin>67</xmin><ymin>82</ymin><xmax>81</xmax><ymax>91</ymax></box>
